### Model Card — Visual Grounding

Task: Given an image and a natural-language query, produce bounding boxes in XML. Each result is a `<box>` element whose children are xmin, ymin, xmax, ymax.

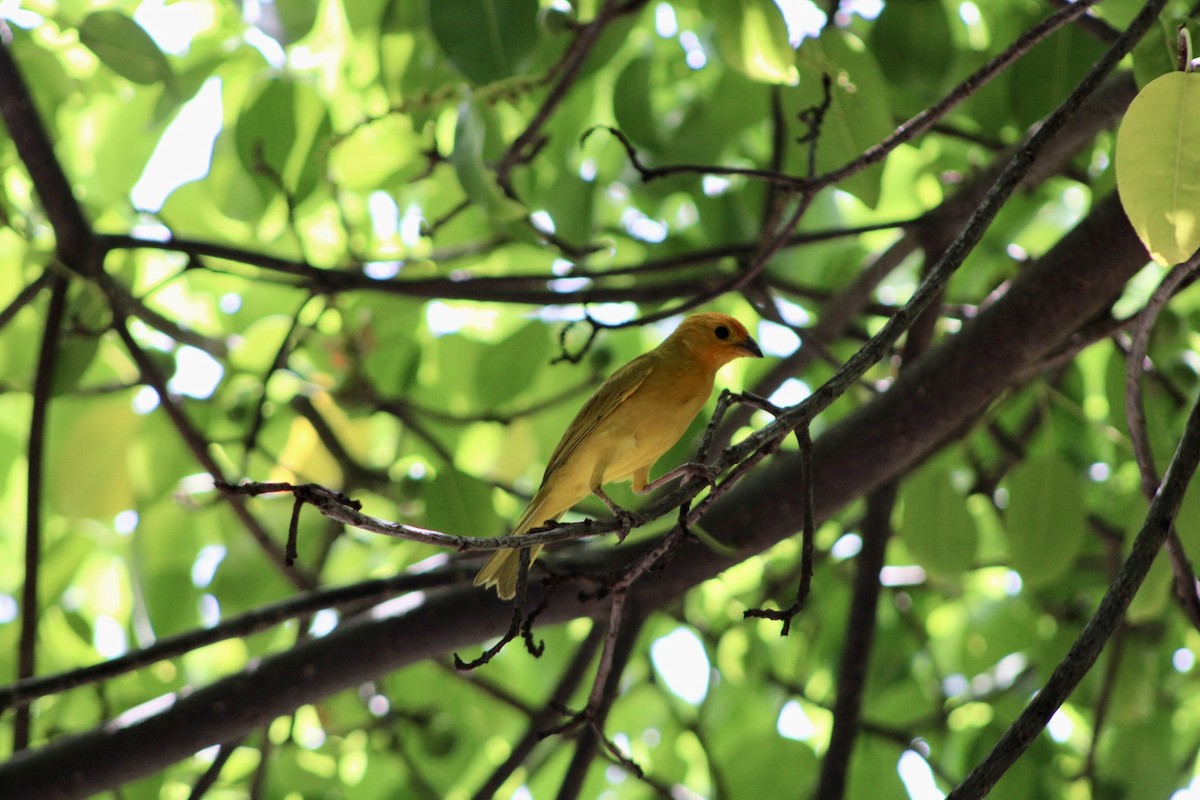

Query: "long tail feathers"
<box><xmin>473</xmin><ymin>543</ymin><xmax>544</xmax><ymax>600</ymax></box>
<box><xmin>474</xmin><ymin>493</ymin><xmax>559</xmax><ymax>600</ymax></box>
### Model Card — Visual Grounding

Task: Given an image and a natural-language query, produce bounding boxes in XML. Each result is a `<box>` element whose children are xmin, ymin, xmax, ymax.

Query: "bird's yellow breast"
<box><xmin>556</xmin><ymin>356</ymin><xmax>714</xmax><ymax>492</ymax></box>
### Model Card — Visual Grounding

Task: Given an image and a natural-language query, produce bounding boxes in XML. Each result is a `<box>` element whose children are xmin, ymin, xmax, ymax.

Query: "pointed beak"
<box><xmin>739</xmin><ymin>335</ymin><xmax>763</xmax><ymax>359</ymax></box>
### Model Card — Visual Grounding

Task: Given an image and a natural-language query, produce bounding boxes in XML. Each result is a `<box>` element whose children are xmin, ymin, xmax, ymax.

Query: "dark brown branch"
<box><xmin>716</xmin><ymin>0</ymin><xmax>1149</xmax><ymax>476</ymax></box>
<box><xmin>0</xmin><ymin>569</ymin><xmax>464</xmax><ymax>712</ymax></box>
<box><xmin>469</xmin><ymin>628</ymin><xmax>603</xmax><ymax>799</ymax></box>
<box><xmin>1125</xmin><ymin>256</ymin><xmax>1200</xmax><ymax>627</ymax></box>
<box><xmin>814</xmin><ymin>484</ymin><xmax>896</xmax><ymax>800</ymax></box>
<box><xmin>815</xmin><ymin>0</ymin><xmax>1103</xmax><ymax>190</ymax></box>
<box><xmin>106</xmin><ymin>305</ymin><xmax>314</xmax><ymax>590</ymax></box>
<box><xmin>494</xmin><ymin>0</ymin><xmax>648</xmax><ymax>190</ymax></box>
<box><xmin>0</xmin><ymin>41</ymin><xmax>93</xmax><ymax>268</ymax></box>
<box><xmin>15</xmin><ymin>272</ymin><xmax>68</xmax><ymax>751</ymax></box>
<box><xmin>948</xmin><ymin>330</ymin><xmax>1200</xmax><ymax>799</ymax></box>
<box><xmin>0</xmin><ymin>187</ymin><xmax>1151</xmax><ymax>800</ymax></box>
<box><xmin>588</xmin><ymin>1</ymin><xmax>1101</xmax><ymax>196</ymax></box>
<box><xmin>552</xmin><ymin>603</ymin><xmax>647</xmax><ymax>798</ymax></box>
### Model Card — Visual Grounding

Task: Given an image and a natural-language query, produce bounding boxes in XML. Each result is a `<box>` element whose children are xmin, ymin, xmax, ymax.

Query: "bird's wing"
<box><xmin>543</xmin><ymin>354</ymin><xmax>655</xmax><ymax>477</ymax></box>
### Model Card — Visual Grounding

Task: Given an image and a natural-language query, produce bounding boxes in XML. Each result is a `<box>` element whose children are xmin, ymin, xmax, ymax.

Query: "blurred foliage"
<box><xmin>1</xmin><ymin>0</ymin><xmax>1200</xmax><ymax>798</ymax></box>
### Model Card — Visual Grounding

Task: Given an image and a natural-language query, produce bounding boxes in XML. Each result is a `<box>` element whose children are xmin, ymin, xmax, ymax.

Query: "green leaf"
<box><xmin>79</xmin><ymin>10</ymin><xmax>174</xmax><ymax>87</ymax></box>
<box><xmin>423</xmin><ymin>467</ymin><xmax>501</xmax><ymax>537</ymax></box>
<box><xmin>899</xmin><ymin>462</ymin><xmax>978</xmax><ymax>578</ymax></box>
<box><xmin>452</xmin><ymin>99</ymin><xmax>527</xmax><ymax>223</ymax></box>
<box><xmin>870</xmin><ymin>0</ymin><xmax>952</xmax><ymax>98</ymax></box>
<box><xmin>709</xmin><ymin>0</ymin><xmax>799</xmax><ymax>85</ymax></box>
<box><xmin>785</xmin><ymin>29</ymin><xmax>893</xmax><ymax>208</ymax></box>
<box><xmin>49</xmin><ymin>394</ymin><xmax>140</xmax><ymax>518</ymax></box>
<box><xmin>1116</xmin><ymin>71</ymin><xmax>1200</xmax><ymax>266</ymax></box>
<box><xmin>427</xmin><ymin>0</ymin><xmax>538</xmax><ymax>84</ymax></box>
<box><xmin>612</xmin><ymin>56</ymin><xmax>665</xmax><ymax>151</ymax></box>
<box><xmin>235</xmin><ymin>79</ymin><xmax>333</xmax><ymax>206</ymax></box>
<box><xmin>273</xmin><ymin>0</ymin><xmax>320</xmax><ymax>44</ymax></box>
<box><xmin>1003</xmin><ymin>456</ymin><xmax>1086</xmax><ymax>587</ymax></box>
<box><xmin>329</xmin><ymin>115</ymin><xmax>421</xmax><ymax>191</ymax></box>
<box><xmin>1010</xmin><ymin>25</ymin><xmax>1106</xmax><ymax>128</ymax></box>
<box><xmin>474</xmin><ymin>321</ymin><xmax>551</xmax><ymax>408</ymax></box>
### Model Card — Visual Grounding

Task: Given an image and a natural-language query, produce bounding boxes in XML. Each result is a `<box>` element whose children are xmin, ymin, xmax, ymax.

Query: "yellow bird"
<box><xmin>474</xmin><ymin>312</ymin><xmax>762</xmax><ymax>599</ymax></box>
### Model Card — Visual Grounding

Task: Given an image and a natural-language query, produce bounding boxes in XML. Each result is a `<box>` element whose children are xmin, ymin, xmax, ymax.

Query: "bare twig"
<box><xmin>108</xmin><ymin>313</ymin><xmax>314</xmax><ymax>589</ymax></box>
<box><xmin>1124</xmin><ymin>251</ymin><xmax>1200</xmax><ymax>627</ymax></box>
<box><xmin>469</xmin><ymin>628</ymin><xmax>604</xmax><ymax>799</ymax></box>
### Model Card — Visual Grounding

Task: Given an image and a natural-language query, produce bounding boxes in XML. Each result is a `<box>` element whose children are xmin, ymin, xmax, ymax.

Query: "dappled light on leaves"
<box><xmin>4</xmin><ymin>1</ymin><xmax>1200</xmax><ymax>799</ymax></box>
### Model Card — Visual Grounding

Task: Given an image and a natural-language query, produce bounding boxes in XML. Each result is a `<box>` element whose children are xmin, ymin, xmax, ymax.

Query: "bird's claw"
<box><xmin>613</xmin><ymin>508</ymin><xmax>644</xmax><ymax>541</ymax></box>
<box><xmin>685</xmin><ymin>462</ymin><xmax>720</xmax><ymax>487</ymax></box>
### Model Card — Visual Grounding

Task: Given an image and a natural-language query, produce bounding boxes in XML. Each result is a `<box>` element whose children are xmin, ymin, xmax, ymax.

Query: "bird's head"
<box><xmin>665</xmin><ymin>312</ymin><xmax>763</xmax><ymax>369</ymax></box>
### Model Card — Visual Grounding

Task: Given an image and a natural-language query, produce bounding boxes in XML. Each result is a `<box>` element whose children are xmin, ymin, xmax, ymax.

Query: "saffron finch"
<box><xmin>474</xmin><ymin>312</ymin><xmax>762</xmax><ymax>599</ymax></box>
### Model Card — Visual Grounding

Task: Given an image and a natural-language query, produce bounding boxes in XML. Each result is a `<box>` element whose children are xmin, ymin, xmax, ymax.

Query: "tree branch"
<box><xmin>0</xmin><ymin>187</ymin><xmax>1150</xmax><ymax>800</ymax></box>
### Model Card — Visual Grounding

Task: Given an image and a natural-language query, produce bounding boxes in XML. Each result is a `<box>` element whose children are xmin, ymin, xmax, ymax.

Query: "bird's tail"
<box><xmin>473</xmin><ymin>494</ymin><xmax>557</xmax><ymax>600</ymax></box>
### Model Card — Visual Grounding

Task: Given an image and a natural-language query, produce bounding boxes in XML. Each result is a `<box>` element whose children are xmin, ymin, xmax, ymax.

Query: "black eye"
<box><xmin>715</xmin><ymin>325</ymin><xmax>730</xmax><ymax>340</ymax></box>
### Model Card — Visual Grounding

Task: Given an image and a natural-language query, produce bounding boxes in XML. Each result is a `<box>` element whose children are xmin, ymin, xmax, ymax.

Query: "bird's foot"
<box><xmin>638</xmin><ymin>461</ymin><xmax>720</xmax><ymax>494</ymax></box>
<box><xmin>612</xmin><ymin>507</ymin><xmax>644</xmax><ymax>542</ymax></box>
<box><xmin>593</xmin><ymin>486</ymin><xmax>644</xmax><ymax>541</ymax></box>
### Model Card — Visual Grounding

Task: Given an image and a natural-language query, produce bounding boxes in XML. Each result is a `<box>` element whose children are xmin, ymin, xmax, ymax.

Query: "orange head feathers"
<box><xmin>474</xmin><ymin>312</ymin><xmax>761</xmax><ymax>599</ymax></box>
<box><xmin>656</xmin><ymin>312</ymin><xmax>763</xmax><ymax>370</ymax></box>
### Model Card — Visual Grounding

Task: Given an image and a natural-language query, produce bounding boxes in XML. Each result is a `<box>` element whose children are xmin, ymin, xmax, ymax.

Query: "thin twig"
<box><xmin>1124</xmin><ymin>252</ymin><xmax>1200</xmax><ymax>627</ymax></box>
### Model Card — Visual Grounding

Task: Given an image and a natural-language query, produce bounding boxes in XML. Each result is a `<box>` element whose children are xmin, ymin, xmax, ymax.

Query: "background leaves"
<box><xmin>1</xmin><ymin>2</ymin><xmax>1199</xmax><ymax>800</ymax></box>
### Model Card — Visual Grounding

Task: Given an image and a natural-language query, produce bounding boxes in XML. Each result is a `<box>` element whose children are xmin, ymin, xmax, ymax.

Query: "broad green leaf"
<box><xmin>786</xmin><ymin>29</ymin><xmax>892</xmax><ymax>208</ymax></box>
<box><xmin>668</xmin><ymin>69</ymin><xmax>770</xmax><ymax>165</ymax></box>
<box><xmin>272</xmin><ymin>0</ymin><xmax>320</xmax><ymax>44</ymax></box>
<box><xmin>1003</xmin><ymin>456</ymin><xmax>1086</xmax><ymax>587</ymax></box>
<box><xmin>474</xmin><ymin>321</ymin><xmax>552</xmax><ymax>408</ymax></box>
<box><xmin>427</xmin><ymin>0</ymin><xmax>538</xmax><ymax>84</ymax></box>
<box><xmin>423</xmin><ymin>467</ymin><xmax>501</xmax><ymax>537</ymax></box>
<box><xmin>1116</xmin><ymin>71</ymin><xmax>1200</xmax><ymax>266</ymax></box>
<box><xmin>536</xmin><ymin>171</ymin><xmax>596</xmax><ymax>249</ymax></box>
<box><xmin>709</xmin><ymin>0</ymin><xmax>799</xmax><ymax>85</ymax></box>
<box><xmin>38</xmin><ymin>533</ymin><xmax>95</xmax><ymax>607</ymax></box>
<box><xmin>612</xmin><ymin>56</ymin><xmax>666</xmax><ymax>151</ymax></box>
<box><xmin>1103</xmin><ymin>716</ymin><xmax>1178</xmax><ymax>798</ymax></box>
<box><xmin>79</xmin><ymin>10</ymin><xmax>174</xmax><ymax>87</ymax></box>
<box><xmin>49</xmin><ymin>394</ymin><xmax>139</xmax><ymax>518</ymax></box>
<box><xmin>870</xmin><ymin>0</ymin><xmax>952</xmax><ymax>98</ymax></box>
<box><xmin>452</xmin><ymin>100</ymin><xmax>527</xmax><ymax>223</ymax></box>
<box><xmin>1010</xmin><ymin>25</ymin><xmax>1106</xmax><ymax>128</ymax></box>
<box><xmin>899</xmin><ymin>462</ymin><xmax>978</xmax><ymax>578</ymax></box>
<box><xmin>1126</xmin><ymin>550</ymin><xmax>1172</xmax><ymax>622</ymax></box>
<box><xmin>235</xmin><ymin>79</ymin><xmax>332</xmax><ymax>206</ymax></box>
<box><xmin>329</xmin><ymin>115</ymin><xmax>421</xmax><ymax>191</ymax></box>
<box><xmin>716</xmin><ymin>731</ymin><xmax>817</xmax><ymax>799</ymax></box>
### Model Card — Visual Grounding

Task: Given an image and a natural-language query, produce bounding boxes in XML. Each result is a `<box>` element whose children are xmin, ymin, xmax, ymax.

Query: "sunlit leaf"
<box><xmin>786</xmin><ymin>28</ymin><xmax>892</xmax><ymax>207</ymax></box>
<box><xmin>424</xmin><ymin>467</ymin><xmax>501</xmax><ymax>537</ymax></box>
<box><xmin>1116</xmin><ymin>71</ymin><xmax>1200</xmax><ymax>265</ymax></box>
<box><xmin>474</xmin><ymin>321</ymin><xmax>552</xmax><ymax>408</ymax></box>
<box><xmin>709</xmin><ymin>0</ymin><xmax>799</xmax><ymax>85</ymax></box>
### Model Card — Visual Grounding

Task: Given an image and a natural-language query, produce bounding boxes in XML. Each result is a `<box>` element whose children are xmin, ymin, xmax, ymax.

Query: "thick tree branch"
<box><xmin>0</xmin><ymin>188</ymin><xmax>1149</xmax><ymax>800</ymax></box>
